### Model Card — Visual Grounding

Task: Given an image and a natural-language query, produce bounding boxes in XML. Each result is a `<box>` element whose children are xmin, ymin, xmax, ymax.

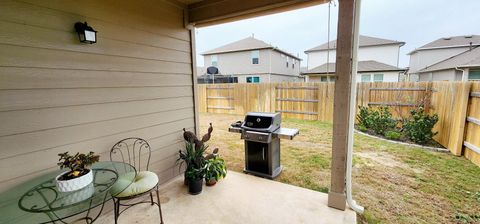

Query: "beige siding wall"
<box><xmin>0</xmin><ymin>0</ymin><xmax>195</xmax><ymax>192</ymax></box>
<box><xmin>270</xmin><ymin>50</ymin><xmax>301</xmax><ymax>76</ymax></box>
<box><xmin>203</xmin><ymin>49</ymin><xmax>300</xmax><ymax>77</ymax></box>
<box><xmin>409</xmin><ymin>47</ymin><xmax>469</xmax><ymax>73</ymax></box>
<box><xmin>203</xmin><ymin>49</ymin><xmax>271</xmax><ymax>75</ymax></box>
<box><xmin>418</xmin><ymin>69</ymin><xmax>462</xmax><ymax>81</ymax></box>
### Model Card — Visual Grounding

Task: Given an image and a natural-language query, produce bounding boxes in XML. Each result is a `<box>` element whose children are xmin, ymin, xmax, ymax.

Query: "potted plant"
<box><xmin>185</xmin><ymin>166</ymin><xmax>205</xmax><ymax>195</ymax></box>
<box><xmin>204</xmin><ymin>156</ymin><xmax>227</xmax><ymax>186</ymax></box>
<box><xmin>55</xmin><ymin>151</ymin><xmax>99</xmax><ymax>192</ymax></box>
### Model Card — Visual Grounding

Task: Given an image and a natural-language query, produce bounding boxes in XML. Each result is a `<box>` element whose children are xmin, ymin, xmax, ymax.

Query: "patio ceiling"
<box><xmin>185</xmin><ymin>0</ymin><xmax>329</xmax><ymax>27</ymax></box>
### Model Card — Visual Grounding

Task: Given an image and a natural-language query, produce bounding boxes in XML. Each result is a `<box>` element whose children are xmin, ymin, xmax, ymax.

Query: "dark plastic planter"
<box><xmin>188</xmin><ymin>178</ymin><xmax>203</xmax><ymax>195</ymax></box>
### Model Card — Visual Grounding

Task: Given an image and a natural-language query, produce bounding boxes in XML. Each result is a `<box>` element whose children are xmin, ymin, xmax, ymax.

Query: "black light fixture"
<box><xmin>74</xmin><ymin>22</ymin><xmax>97</xmax><ymax>44</ymax></box>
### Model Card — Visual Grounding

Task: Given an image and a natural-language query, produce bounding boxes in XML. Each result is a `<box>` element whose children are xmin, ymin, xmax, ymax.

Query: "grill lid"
<box><xmin>241</xmin><ymin>112</ymin><xmax>281</xmax><ymax>132</ymax></box>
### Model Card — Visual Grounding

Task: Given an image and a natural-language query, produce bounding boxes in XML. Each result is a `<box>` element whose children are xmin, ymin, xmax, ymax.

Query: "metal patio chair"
<box><xmin>109</xmin><ymin>137</ymin><xmax>164</xmax><ymax>224</ymax></box>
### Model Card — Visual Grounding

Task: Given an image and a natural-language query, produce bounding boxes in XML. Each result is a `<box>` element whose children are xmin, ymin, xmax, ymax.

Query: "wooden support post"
<box><xmin>328</xmin><ymin>0</ymin><xmax>356</xmax><ymax>210</ymax></box>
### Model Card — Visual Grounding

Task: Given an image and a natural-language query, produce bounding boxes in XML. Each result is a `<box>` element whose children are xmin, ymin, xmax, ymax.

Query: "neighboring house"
<box><xmin>303</xmin><ymin>35</ymin><xmax>405</xmax><ymax>82</ymax></box>
<box><xmin>416</xmin><ymin>46</ymin><xmax>480</xmax><ymax>81</ymax></box>
<box><xmin>201</xmin><ymin>37</ymin><xmax>302</xmax><ymax>83</ymax></box>
<box><xmin>408</xmin><ymin>35</ymin><xmax>480</xmax><ymax>81</ymax></box>
<box><xmin>302</xmin><ymin>61</ymin><xmax>406</xmax><ymax>83</ymax></box>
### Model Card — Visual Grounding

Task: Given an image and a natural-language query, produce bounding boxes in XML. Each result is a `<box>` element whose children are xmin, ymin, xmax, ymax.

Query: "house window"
<box><xmin>251</xmin><ymin>50</ymin><xmax>259</xmax><ymax>64</ymax></box>
<box><xmin>320</xmin><ymin>76</ymin><xmax>328</xmax><ymax>82</ymax></box>
<box><xmin>211</xmin><ymin>55</ymin><xmax>218</xmax><ymax>67</ymax></box>
<box><xmin>361</xmin><ymin>74</ymin><xmax>371</xmax><ymax>82</ymax></box>
<box><xmin>246</xmin><ymin>76</ymin><xmax>260</xmax><ymax>83</ymax></box>
<box><xmin>286</xmin><ymin>56</ymin><xmax>289</xmax><ymax>68</ymax></box>
<box><xmin>469</xmin><ymin>70</ymin><xmax>480</xmax><ymax>80</ymax></box>
<box><xmin>330</xmin><ymin>76</ymin><xmax>336</xmax><ymax>82</ymax></box>
<box><xmin>373</xmin><ymin>74</ymin><xmax>384</xmax><ymax>82</ymax></box>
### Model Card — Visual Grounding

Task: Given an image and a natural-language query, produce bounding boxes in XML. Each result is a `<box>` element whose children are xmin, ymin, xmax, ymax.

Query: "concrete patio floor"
<box><xmin>97</xmin><ymin>171</ymin><xmax>356</xmax><ymax>224</ymax></box>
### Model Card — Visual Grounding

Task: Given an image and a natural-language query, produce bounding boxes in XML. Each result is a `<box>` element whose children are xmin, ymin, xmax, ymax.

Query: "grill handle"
<box><xmin>262</xmin><ymin>147</ymin><xmax>265</xmax><ymax>160</ymax></box>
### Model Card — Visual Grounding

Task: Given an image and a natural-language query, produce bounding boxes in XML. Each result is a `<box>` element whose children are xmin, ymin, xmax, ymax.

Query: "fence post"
<box><xmin>424</xmin><ymin>82</ymin><xmax>433</xmax><ymax>113</ymax></box>
<box><xmin>447</xmin><ymin>82</ymin><xmax>472</xmax><ymax>156</ymax></box>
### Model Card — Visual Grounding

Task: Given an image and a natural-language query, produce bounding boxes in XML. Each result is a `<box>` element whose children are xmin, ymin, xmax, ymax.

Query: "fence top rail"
<box><xmin>206</xmin><ymin>86</ymin><xmax>234</xmax><ymax>89</ymax></box>
<box><xmin>275</xmin><ymin>87</ymin><xmax>318</xmax><ymax>90</ymax></box>
<box><xmin>276</xmin><ymin>110</ymin><xmax>318</xmax><ymax>115</ymax></box>
<box><xmin>369</xmin><ymin>87</ymin><xmax>428</xmax><ymax>91</ymax></box>
<box><xmin>368</xmin><ymin>102</ymin><xmax>424</xmax><ymax>107</ymax></box>
<box><xmin>276</xmin><ymin>98</ymin><xmax>319</xmax><ymax>102</ymax></box>
<box><xmin>207</xmin><ymin>96</ymin><xmax>234</xmax><ymax>99</ymax></box>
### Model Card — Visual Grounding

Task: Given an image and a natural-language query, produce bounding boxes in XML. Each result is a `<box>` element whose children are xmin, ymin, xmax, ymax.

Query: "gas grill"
<box><xmin>229</xmin><ymin>112</ymin><xmax>299</xmax><ymax>179</ymax></box>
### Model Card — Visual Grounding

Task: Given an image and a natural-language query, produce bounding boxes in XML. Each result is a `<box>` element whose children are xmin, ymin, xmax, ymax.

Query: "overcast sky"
<box><xmin>195</xmin><ymin>0</ymin><xmax>480</xmax><ymax>68</ymax></box>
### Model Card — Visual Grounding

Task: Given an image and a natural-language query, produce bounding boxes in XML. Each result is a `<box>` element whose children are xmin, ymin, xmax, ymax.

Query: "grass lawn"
<box><xmin>199</xmin><ymin>113</ymin><xmax>480</xmax><ymax>224</ymax></box>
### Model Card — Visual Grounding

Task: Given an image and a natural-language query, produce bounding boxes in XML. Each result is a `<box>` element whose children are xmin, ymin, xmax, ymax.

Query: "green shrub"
<box><xmin>404</xmin><ymin>107</ymin><xmax>438</xmax><ymax>144</ymax></box>
<box><xmin>385</xmin><ymin>131</ymin><xmax>401</xmax><ymax>140</ymax></box>
<box><xmin>357</xmin><ymin>106</ymin><xmax>372</xmax><ymax>128</ymax></box>
<box><xmin>357</xmin><ymin>106</ymin><xmax>396</xmax><ymax>135</ymax></box>
<box><xmin>369</xmin><ymin>106</ymin><xmax>397</xmax><ymax>135</ymax></box>
<box><xmin>357</xmin><ymin>125</ymin><xmax>368</xmax><ymax>132</ymax></box>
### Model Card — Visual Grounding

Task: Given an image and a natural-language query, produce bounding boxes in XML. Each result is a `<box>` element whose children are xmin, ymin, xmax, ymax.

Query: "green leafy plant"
<box><xmin>357</xmin><ymin>106</ymin><xmax>396</xmax><ymax>135</ymax></box>
<box><xmin>385</xmin><ymin>130</ymin><xmax>401</xmax><ymax>140</ymax></box>
<box><xmin>178</xmin><ymin>123</ymin><xmax>220</xmax><ymax>182</ymax></box>
<box><xmin>357</xmin><ymin>125</ymin><xmax>368</xmax><ymax>132</ymax></box>
<box><xmin>205</xmin><ymin>157</ymin><xmax>227</xmax><ymax>182</ymax></box>
<box><xmin>57</xmin><ymin>151</ymin><xmax>99</xmax><ymax>180</ymax></box>
<box><xmin>404</xmin><ymin>107</ymin><xmax>438</xmax><ymax>144</ymax></box>
<box><xmin>367</xmin><ymin>106</ymin><xmax>397</xmax><ymax>135</ymax></box>
<box><xmin>357</xmin><ymin>106</ymin><xmax>373</xmax><ymax>128</ymax></box>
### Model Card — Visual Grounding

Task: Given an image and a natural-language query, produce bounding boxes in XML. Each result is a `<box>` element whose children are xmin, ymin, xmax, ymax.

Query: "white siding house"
<box><xmin>303</xmin><ymin>61</ymin><xmax>405</xmax><ymax>83</ymax></box>
<box><xmin>416</xmin><ymin>46</ymin><xmax>480</xmax><ymax>81</ymax></box>
<box><xmin>201</xmin><ymin>37</ymin><xmax>302</xmax><ymax>83</ymax></box>
<box><xmin>303</xmin><ymin>35</ymin><xmax>405</xmax><ymax>82</ymax></box>
<box><xmin>408</xmin><ymin>35</ymin><xmax>480</xmax><ymax>81</ymax></box>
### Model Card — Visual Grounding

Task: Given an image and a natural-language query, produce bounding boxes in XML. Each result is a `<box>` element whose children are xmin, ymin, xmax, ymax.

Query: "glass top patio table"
<box><xmin>0</xmin><ymin>161</ymin><xmax>136</xmax><ymax>224</ymax></box>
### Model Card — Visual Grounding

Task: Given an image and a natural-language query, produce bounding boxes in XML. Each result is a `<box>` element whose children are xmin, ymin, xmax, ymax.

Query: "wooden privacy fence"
<box><xmin>197</xmin><ymin>81</ymin><xmax>480</xmax><ymax>166</ymax></box>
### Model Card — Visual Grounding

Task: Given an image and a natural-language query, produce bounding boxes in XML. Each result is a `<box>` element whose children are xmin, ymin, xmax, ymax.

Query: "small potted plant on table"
<box><xmin>56</xmin><ymin>151</ymin><xmax>99</xmax><ymax>192</ymax></box>
<box><xmin>204</xmin><ymin>156</ymin><xmax>227</xmax><ymax>186</ymax></box>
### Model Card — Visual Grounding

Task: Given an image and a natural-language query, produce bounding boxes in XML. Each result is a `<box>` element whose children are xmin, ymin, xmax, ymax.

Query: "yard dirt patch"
<box><xmin>199</xmin><ymin>113</ymin><xmax>480</xmax><ymax>224</ymax></box>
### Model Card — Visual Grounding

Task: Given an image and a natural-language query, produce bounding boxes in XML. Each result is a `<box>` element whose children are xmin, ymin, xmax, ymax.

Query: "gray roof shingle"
<box><xmin>418</xmin><ymin>46</ymin><xmax>480</xmax><ymax>73</ymax></box>
<box><xmin>305</xmin><ymin>35</ymin><xmax>405</xmax><ymax>53</ymax></box>
<box><xmin>201</xmin><ymin>37</ymin><xmax>301</xmax><ymax>60</ymax></box>
<box><xmin>302</xmin><ymin>60</ymin><xmax>406</xmax><ymax>75</ymax></box>
<box><xmin>416</xmin><ymin>35</ymin><xmax>480</xmax><ymax>50</ymax></box>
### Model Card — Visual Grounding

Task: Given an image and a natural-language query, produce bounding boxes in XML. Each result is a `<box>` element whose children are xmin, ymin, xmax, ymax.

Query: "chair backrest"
<box><xmin>110</xmin><ymin>137</ymin><xmax>152</xmax><ymax>172</ymax></box>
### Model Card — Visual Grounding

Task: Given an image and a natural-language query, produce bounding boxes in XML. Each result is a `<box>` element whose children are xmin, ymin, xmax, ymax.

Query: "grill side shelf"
<box><xmin>228</xmin><ymin>127</ymin><xmax>242</xmax><ymax>133</ymax></box>
<box><xmin>273</xmin><ymin>128</ymin><xmax>299</xmax><ymax>140</ymax></box>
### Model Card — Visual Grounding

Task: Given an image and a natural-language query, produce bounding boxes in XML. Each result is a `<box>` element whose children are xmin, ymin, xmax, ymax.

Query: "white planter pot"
<box><xmin>55</xmin><ymin>169</ymin><xmax>93</xmax><ymax>192</ymax></box>
<box><xmin>51</xmin><ymin>183</ymin><xmax>95</xmax><ymax>208</ymax></box>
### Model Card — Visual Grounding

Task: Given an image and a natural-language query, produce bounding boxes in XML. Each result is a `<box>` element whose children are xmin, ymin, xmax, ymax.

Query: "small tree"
<box><xmin>404</xmin><ymin>107</ymin><xmax>438</xmax><ymax>144</ymax></box>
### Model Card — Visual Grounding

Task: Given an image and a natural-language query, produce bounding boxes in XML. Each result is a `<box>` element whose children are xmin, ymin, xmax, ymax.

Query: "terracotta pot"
<box><xmin>205</xmin><ymin>178</ymin><xmax>217</xmax><ymax>186</ymax></box>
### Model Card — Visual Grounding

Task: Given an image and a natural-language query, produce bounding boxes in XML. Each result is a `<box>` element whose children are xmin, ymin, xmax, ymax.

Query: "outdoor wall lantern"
<box><xmin>74</xmin><ymin>22</ymin><xmax>97</xmax><ymax>44</ymax></box>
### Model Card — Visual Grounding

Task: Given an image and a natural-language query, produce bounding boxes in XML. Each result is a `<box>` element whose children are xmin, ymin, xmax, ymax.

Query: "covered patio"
<box><xmin>97</xmin><ymin>171</ymin><xmax>356</xmax><ymax>224</ymax></box>
<box><xmin>0</xmin><ymin>0</ymin><xmax>363</xmax><ymax>223</ymax></box>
